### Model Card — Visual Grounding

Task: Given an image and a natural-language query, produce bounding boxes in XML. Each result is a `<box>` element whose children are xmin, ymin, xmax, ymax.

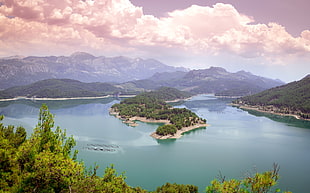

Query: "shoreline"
<box><xmin>150</xmin><ymin>123</ymin><xmax>209</xmax><ymax>139</ymax></box>
<box><xmin>0</xmin><ymin>95</ymin><xmax>112</xmax><ymax>102</ymax></box>
<box><xmin>109</xmin><ymin>108</ymin><xmax>170</xmax><ymax>127</ymax></box>
<box><xmin>232</xmin><ymin>104</ymin><xmax>310</xmax><ymax>121</ymax></box>
<box><xmin>109</xmin><ymin>108</ymin><xmax>209</xmax><ymax>139</ymax></box>
<box><xmin>0</xmin><ymin>94</ymin><xmax>137</xmax><ymax>102</ymax></box>
<box><xmin>165</xmin><ymin>97</ymin><xmax>192</xmax><ymax>103</ymax></box>
<box><xmin>0</xmin><ymin>94</ymin><xmax>186</xmax><ymax>102</ymax></box>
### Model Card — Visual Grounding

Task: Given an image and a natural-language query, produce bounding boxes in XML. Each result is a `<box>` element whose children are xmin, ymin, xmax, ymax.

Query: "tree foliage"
<box><xmin>153</xmin><ymin>182</ymin><xmax>198</xmax><ymax>193</ymax></box>
<box><xmin>206</xmin><ymin>164</ymin><xmax>291</xmax><ymax>193</ymax></box>
<box><xmin>156</xmin><ymin>125</ymin><xmax>177</xmax><ymax>136</ymax></box>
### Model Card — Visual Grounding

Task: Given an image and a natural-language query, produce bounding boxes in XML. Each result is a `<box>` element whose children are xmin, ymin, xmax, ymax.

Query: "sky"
<box><xmin>0</xmin><ymin>0</ymin><xmax>309</xmax><ymax>82</ymax></box>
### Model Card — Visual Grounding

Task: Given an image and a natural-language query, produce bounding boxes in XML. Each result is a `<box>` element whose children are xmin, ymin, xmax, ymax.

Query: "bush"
<box><xmin>156</xmin><ymin>125</ymin><xmax>177</xmax><ymax>136</ymax></box>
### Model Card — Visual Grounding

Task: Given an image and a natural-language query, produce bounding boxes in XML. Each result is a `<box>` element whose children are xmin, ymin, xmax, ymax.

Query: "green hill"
<box><xmin>233</xmin><ymin>75</ymin><xmax>310</xmax><ymax>119</ymax></box>
<box><xmin>139</xmin><ymin>87</ymin><xmax>192</xmax><ymax>101</ymax></box>
<box><xmin>0</xmin><ymin>79</ymin><xmax>125</xmax><ymax>99</ymax></box>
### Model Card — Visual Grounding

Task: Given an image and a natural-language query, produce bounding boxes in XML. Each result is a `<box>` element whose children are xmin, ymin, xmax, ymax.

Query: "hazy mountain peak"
<box><xmin>208</xmin><ymin>66</ymin><xmax>227</xmax><ymax>72</ymax></box>
<box><xmin>70</xmin><ymin>52</ymin><xmax>95</xmax><ymax>60</ymax></box>
<box><xmin>1</xmin><ymin>55</ymin><xmax>25</xmax><ymax>60</ymax></box>
<box><xmin>236</xmin><ymin>70</ymin><xmax>253</xmax><ymax>75</ymax></box>
<box><xmin>129</xmin><ymin>66</ymin><xmax>285</xmax><ymax>97</ymax></box>
<box><xmin>0</xmin><ymin>52</ymin><xmax>186</xmax><ymax>89</ymax></box>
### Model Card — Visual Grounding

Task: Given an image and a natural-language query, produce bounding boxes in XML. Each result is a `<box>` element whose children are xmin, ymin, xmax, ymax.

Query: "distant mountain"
<box><xmin>123</xmin><ymin>67</ymin><xmax>284</xmax><ymax>97</ymax></box>
<box><xmin>0</xmin><ymin>79</ymin><xmax>131</xmax><ymax>99</ymax></box>
<box><xmin>0</xmin><ymin>52</ymin><xmax>186</xmax><ymax>89</ymax></box>
<box><xmin>233</xmin><ymin>75</ymin><xmax>310</xmax><ymax>119</ymax></box>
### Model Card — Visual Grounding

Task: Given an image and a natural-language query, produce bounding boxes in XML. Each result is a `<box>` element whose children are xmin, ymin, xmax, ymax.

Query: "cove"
<box><xmin>0</xmin><ymin>95</ymin><xmax>309</xmax><ymax>192</ymax></box>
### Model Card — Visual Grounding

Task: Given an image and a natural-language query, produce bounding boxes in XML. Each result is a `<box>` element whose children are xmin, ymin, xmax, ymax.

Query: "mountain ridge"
<box><xmin>0</xmin><ymin>52</ymin><xmax>187</xmax><ymax>89</ymax></box>
<box><xmin>124</xmin><ymin>66</ymin><xmax>284</xmax><ymax>97</ymax></box>
<box><xmin>0</xmin><ymin>79</ymin><xmax>126</xmax><ymax>99</ymax></box>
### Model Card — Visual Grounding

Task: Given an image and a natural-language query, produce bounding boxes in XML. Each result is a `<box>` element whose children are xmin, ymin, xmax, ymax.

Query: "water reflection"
<box><xmin>174</xmin><ymin>95</ymin><xmax>234</xmax><ymax>113</ymax></box>
<box><xmin>0</xmin><ymin>98</ymin><xmax>115</xmax><ymax>109</ymax></box>
<box><xmin>0</xmin><ymin>98</ymin><xmax>115</xmax><ymax>118</ymax></box>
<box><xmin>156</xmin><ymin>138</ymin><xmax>176</xmax><ymax>145</ymax></box>
<box><xmin>244</xmin><ymin>109</ymin><xmax>310</xmax><ymax>129</ymax></box>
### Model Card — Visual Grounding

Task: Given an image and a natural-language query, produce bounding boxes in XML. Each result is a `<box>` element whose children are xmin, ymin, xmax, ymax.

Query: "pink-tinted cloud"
<box><xmin>0</xmin><ymin>0</ymin><xmax>309</xmax><ymax>69</ymax></box>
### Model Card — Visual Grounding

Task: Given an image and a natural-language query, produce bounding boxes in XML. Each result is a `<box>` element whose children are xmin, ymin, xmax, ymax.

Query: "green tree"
<box><xmin>153</xmin><ymin>182</ymin><xmax>198</xmax><ymax>193</ymax></box>
<box><xmin>206</xmin><ymin>164</ymin><xmax>291</xmax><ymax>193</ymax></box>
<box><xmin>0</xmin><ymin>115</ymin><xmax>27</xmax><ymax>191</ymax></box>
<box><xmin>156</xmin><ymin>125</ymin><xmax>177</xmax><ymax>136</ymax></box>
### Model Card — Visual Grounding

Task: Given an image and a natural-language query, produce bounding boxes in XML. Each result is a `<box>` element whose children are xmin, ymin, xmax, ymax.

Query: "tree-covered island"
<box><xmin>110</xmin><ymin>87</ymin><xmax>208</xmax><ymax>139</ymax></box>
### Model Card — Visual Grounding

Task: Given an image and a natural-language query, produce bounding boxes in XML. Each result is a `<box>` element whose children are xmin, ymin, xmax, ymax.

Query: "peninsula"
<box><xmin>232</xmin><ymin>75</ymin><xmax>310</xmax><ymax>120</ymax></box>
<box><xmin>110</xmin><ymin>87</ymin><xmax>208</xmax><ymax>139</ymax></box>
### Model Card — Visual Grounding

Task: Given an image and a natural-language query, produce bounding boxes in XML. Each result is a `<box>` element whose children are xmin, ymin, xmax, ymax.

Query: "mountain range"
<box><xmin>0</xmin><ymin>52</ymin><xmax>285</xmax><ymax>98</ymax></box>
<box><xmin>122</xmin><ymin>67</ymin><xmax>284</xmax><ymax>97</ymax></box>
<box><xmin>0</xmin><ymin>52</ymin><xmax>186</xmax><ymax>89</ymax></box>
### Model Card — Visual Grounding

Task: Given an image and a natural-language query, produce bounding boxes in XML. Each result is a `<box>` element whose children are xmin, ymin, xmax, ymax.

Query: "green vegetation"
<box><xmin>233</xmin><ymin>75</ymin><xmax>310</xmax><ymax>119</ymax></box>
<box><xmin>156</xmin><ymin>125</ymin><xmax>177</xmax><ymax>135</ymax></box>
<box><xmin>154</xmin><ymin>183</ymin><xmax>198</xmax><ymax>193</ymax></box>
<box><xmin>141</xmin><ymin>87</ymin><xmax>192</xmax><ymax>101</ymax></box>
<box><xmin>206</xmin><ymin>164</ymin><xmax>291</xmax><ymax>193</ymax></box>
<box><xmin>111</xmin><ymin>87</ymin><xmax>206</xmax><ymax>136</ymax></box>
<box><xmin>0</xmin><ymin>105</ymin><xmax>291</xmax><ymax>192</ymax></box>
<box><xmin>0</xmin><ymin>79</ymin><xmax>137</xmax><ymax>99</ymax></box>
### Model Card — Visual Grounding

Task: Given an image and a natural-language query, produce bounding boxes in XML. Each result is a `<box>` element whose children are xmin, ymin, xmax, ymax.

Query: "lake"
<box><xmin>1</xmin><ymin>95</ymin><xmax>310</xmax><ymax>192</ymax></box>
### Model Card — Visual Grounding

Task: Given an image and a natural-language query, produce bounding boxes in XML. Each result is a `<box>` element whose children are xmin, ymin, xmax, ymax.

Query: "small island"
<box><xmin>110</xmin><ymin>87</ymin><xmax>208</xmax><ymax>139</ymax></box>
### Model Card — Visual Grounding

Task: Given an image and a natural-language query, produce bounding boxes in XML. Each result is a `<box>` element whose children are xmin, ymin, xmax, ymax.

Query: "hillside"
<box><xmin>0</xmin><ymin>79</ymin><xmax>127</xmax><ymax>99</ymax></box>
<box><xmin>124</xmin><ymin>67</ymin><xmax>284</xmax><ymax>97</ymax></box>
<box><xmin>233</xmin><ymin>75</ymin><xmax>310</xmax><ymax>119</ymax></box>
<box><xmin>0</xmin><ymin>52</ymin><xmax>186</xmax><ymax>89</ymax></box>
<box><xmin>139</xmin><ymin>87</ymin><xmax>192</xmax><ymax>101</ymax></box>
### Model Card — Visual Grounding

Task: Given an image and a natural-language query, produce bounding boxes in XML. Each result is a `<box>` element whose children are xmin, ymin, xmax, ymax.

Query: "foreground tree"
<box><xmin>206</xmin><ymin>163</ymin><xmax>292</xmax><ymax>193</ymax></box>
<box><xmin>153</xmin><ymin>183</ymin><xmax>198</xmax><ymax>193</ymax></box>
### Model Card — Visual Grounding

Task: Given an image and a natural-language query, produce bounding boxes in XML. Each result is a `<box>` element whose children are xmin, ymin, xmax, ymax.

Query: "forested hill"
<box><xmin>233</xmin><ymin>75</ymin><xmax>310</xmax><ymax>119</ymax></box>
<box><xmin>139</xmin><ymin>87</ymin><xmax>192</xmax><ymax>101</ymax></box>
<box><xmin>0</xmin><ymin>79</ymin><xmax>128</xmax><ymax>99</ymax></box>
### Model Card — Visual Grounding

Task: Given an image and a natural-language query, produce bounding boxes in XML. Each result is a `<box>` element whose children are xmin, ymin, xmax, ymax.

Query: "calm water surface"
<box><xmin>1</xmin><ymin>95</ymin><xmax>310</xmax><ymax>192</ymax></box>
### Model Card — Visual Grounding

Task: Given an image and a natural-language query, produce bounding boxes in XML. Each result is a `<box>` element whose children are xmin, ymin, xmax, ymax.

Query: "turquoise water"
<box><xmin>1</xmin><ymin>95</ymin><xmax>310</xmax><ymax>192</ymax></box>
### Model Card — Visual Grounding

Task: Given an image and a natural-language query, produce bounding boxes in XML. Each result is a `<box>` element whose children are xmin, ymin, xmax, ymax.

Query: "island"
<box><xmin>110</xmin><ymin>87</ymin><xmax>208</xmax><ymax>139</ymax></box>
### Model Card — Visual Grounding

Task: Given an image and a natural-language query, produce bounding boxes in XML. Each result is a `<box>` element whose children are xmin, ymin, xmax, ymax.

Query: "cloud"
<box><xmin>0</xmin><ymin>0</ymin><xmax>309</xmax><ymax>69</ymax></box>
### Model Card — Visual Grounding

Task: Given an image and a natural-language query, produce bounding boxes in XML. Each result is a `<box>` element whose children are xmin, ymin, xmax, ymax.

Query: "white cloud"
<box><xmin>0</xmin><ymin>0</ymin><xmax>309</xmax><ymax>75</ymax></box>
